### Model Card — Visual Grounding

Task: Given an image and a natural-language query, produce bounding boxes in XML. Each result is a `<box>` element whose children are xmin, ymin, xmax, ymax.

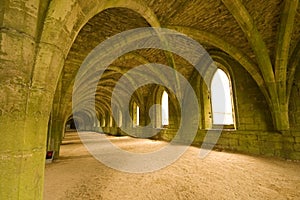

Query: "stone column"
<box><xmin>272</xmin><ymin>103</ymin><xmax>290</xmax><ymax>131</ymax></box>
<box><xmin>49</xmin><ymin>118</ymin><xmax>64</xmax><ymax>159</ymax></box>
<box><xmin>0</xmin><ymin>86</ymin><xmax>52</xmax><ymax>199</ymax></box>
<box><xmin>0</xmin><ymin>1</ymin><xmax>49</xmax><ymax>199</ymax></box>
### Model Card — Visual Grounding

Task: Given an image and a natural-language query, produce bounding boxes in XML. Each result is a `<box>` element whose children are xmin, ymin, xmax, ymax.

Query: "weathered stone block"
<box><xmin>223</xmin><ymin>132</ymin><xmax>240</xmax><ymax>139</ymax></box>
<box><xmin>258</xmin><ymin>134</ymin><xmax>282</xmax><ymax>142</ymax></box>
<box><xmin>273</xmin><ymin>142</ymin><xmax>283</xmax><ymax>150</ymax></box>
<box><xmin>274</xmin><ymin>149</ymin><xmax>282</xmax><ymax>157</ymax></box>
<box><xmin>3</xmin><ymin>1</ymin><xmax>39</xmax><ymax>37</ymax></box>
<box><xmin>247</xmin><ymin>147</ymin><xmax>260</xmax><ymax>155</ymax></box>
<box><xmin>260</xmin><ymin>148</ymin><xmax>275</xmax><ymax>157</ymax></box>
<box><xmin>289</xmin><ymin>131</ymin><xmax>300</xmax><ymax>137</ymax></box>
<box><xmin>283</xmin><ymin>137</ymin><xmax>295</xmax><ymax>143</ymax></box>
<box><xmin>238</xmin><ymin>139</ymin><xmax>259</xmax><ymax>148</ymax></box>
<box><xmin>295</xmin><ymin>137</ymin><xmax>300</xmax><ymax>143</ymax></box>
<box><xmin>260</xmin><ymin>141</ymin><xmax>281</xmax><ymax>150</ymax></box>
<box><xmin>240</xmin><ymin>134</ymin><xmax>258</xmax><ymax>140</ymax></box>
<box><xmin>217</xmin><ymin>137</ymin><xmax>229</xmax><ymax>146</ymax></box>
<box><xmin>239</xmin><ymin>117</ymin><xmax>255</xmax><ymax>124</ymax></box>
<box><xmin>294</xmin><ymin>144</ymin><xmax>300</xmax><ymax>152</ymax></box>
<box><xmin>229</xmin><ymin>138</ymin><xmax>238</xmax><ymax>147</ymax></box>
<box><xmin>236</xmin><ymin>145</ymin><xmax>249</xmax><ymax>153</ymax></box>
<box><xmin>289</xmin><ymin>152</ymin><xmax>300</xmax><ymax>160</ymax></box>
<box><xmin>282</xmin><ymin>142</ymin><xmax>295</xmax><ymax>152</ymax></box>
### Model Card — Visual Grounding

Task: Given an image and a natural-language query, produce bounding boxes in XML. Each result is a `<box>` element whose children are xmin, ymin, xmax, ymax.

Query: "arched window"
<box><xmin>109</xmin><ymin>115</ymin><xmax>113</xmax><ymax>127</ymax></box>
<box><xmin>136</xmin><ymin>105</ymin><xmax>140</xmax><ymax>126</ymax></box>
<box><xmin>118</xmin><ymin>110</ymin><xmax>122</xmax><ymax>127</ymax></box>
<box><xmin>132</xmin><ymin>101</ymin><xmax>139</xmax><ymax>127</ymax></box>
<box><xmin>211</xmin><ymin>69</ymin><xmax>234</xmax><ymax>126</ymax></box>
<box><xmin>162</xmin><ymin>91</ymin><xmax>169</xmax><ymax>126</ymax></box>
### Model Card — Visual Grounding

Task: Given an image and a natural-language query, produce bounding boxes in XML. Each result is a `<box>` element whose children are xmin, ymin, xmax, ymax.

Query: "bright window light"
<box><xmin>211</xmin><ymin>69</ymin><xmax>234</xmax><ymax>125</ymax></box>
<box><xmin>162</xmin><ymin>91</ymin><xmax>169</xmax><ymax>126</ymax></box>
<box><xmin>136</xmin><ymin>106</ymin><xmax>140</xmax><ymax>126</ymax></box>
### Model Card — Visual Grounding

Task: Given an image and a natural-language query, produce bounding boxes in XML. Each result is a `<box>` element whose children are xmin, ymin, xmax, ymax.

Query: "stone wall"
<box><xmin>1</xmin><ymin>0</ymin><xmax>300</xmax><ymax>198</ymax></box>
<box><xmin>88</xmin><ymin>56</ymin><xmax>300</xmax><ymax>160</ymax></box>
<box><xmin>230</xmin><ymin>59</ymin><xmax>274</xmax><ymax>131</ymax></box>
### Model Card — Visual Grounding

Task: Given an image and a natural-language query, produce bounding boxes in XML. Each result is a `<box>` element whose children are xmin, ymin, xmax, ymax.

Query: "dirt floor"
<box><xmin>44</xmin><ymin>131</ymin><xmax>300</xmax><ymax>200</ymax></box>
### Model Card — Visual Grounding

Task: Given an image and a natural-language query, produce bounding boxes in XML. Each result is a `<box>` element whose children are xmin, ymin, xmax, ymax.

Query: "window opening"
<box><xmin>162</xmin><ymin>91</ymin><xmax>169</xmax><ymax>126</ymax></box>
<box><xmin>211</xmin><ymin>69</ymin><xmax>234</xmax><ymax>125</ymax></box>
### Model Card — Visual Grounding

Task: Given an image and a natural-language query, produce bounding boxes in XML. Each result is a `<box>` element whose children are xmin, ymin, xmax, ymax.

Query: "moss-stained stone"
<box><xmin>283</xmin><ymin>136</ymin><xmax>295</xmax><ymax>143</ymax></box>
<box><xmin>260</xmin><ymin>148</ymin><xmax>276</xmax><ymax>157</ymax></box>
<box><xmin>258</xmin><ymin>134</ymin><xmax>282</xmax><ymax>142</ymax></box>
<box><xmin>1</xmin><ymin>0</ymin><xmax>300</xmax><ymax>198</ymax></box>
<box><xmin>294</xmin><ymin>144</ymin><xmax>300</xmax><ymax>152</ymax></box>
<box><xmin>239</xmin><ymin>138</ymin><xmax>259</xmax><ymax>148</ymax></box>
<box><xmin>295</xmin><ymin>137</ymin><xmax>300</xmax><ymax>143</ymax></box>
<box><xmin>236</xmin><ymin>145</ymin><xmax>250</xmax><ymax>153</ymax></box>
<box><xmin>289</xmin><ymin>152</ymin><xmax>300</xmax><ymax>160</ymax></box>
<box><xmin>2</xmin><ymin>0</ymin><xmax>39</xmax><ymax>37</ymax></box>
<box><xmin>0</xmin><ymin>114</ymin><xmax>48</xmax><ymax>199</ymax></box>
<box><xmin>247</xmin><ymin>147</ymin><xmax>260</xmax><ymax>155</ymax></box>
<box><xmin>0</xmin><ymin>150</ymin><xmax>45</xmax><ymax>199</ymax></box>
<box><xmin>228</xmin><ymin>138</ymin><xmax>238</xmax><ymax>147</ymax></box>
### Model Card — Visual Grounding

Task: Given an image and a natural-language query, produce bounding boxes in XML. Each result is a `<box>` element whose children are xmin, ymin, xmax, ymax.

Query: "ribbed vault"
<box><xmin>51</xmin><ymin>0</ymin><xmax>300</xmax><ymax>134</ymax></box>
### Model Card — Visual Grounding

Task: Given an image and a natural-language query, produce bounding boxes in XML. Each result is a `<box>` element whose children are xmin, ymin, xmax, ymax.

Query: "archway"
<box><xmin>211</xmin><ymin>68</ymin><xmax>235</xmax><ymax>127</ymax></box>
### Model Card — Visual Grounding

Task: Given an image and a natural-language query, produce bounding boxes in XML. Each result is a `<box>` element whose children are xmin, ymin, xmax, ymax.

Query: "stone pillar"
<box><xmin>0</xmin><ymin>1</ymin><xmax>50</xmax><ymax>198</ymax></box>
<box><xmin>0</xmin><ymin>65</ymin><xmax>52</xmax><ymax>198</ymax></box>
<box><xmin>139</xmin><ymin>107</ymin><xmax>147</xmax><ymax>126</ymax></box>
<box><xmin>101</xmin><ymin>116</ymin><xmax>106</xmax><ymax>128</ymax></box>
<box><xmin>271</xmin><ymin>103</ymin><xmax>290</xmax><ymax>131</ymax></box>
<box><xmin>0</xmin><ymin>0</ymin><xmax>70</xmax><ymax>197</ymax></box>
<box><xmin>49</xmin><ymin>118</ymin><xmax>64</xmax><ymax>159</ymax></box>
<box><xmin>0</xmin><ymin>106</ymin><xmax>49</xmax><ymax>199</ymax></box>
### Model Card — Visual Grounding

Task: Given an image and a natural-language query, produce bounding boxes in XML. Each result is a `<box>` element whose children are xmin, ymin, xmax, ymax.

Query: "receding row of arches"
<box><xmin>42</xmin><ymin>4</ymin><xmax>300</xmax><ymax>197</ymax></box>
<box><xmin>2</xmin><ymin>0</ymin><xmax>300</xmax><ymax>198</ymax></box>
<box><xmin>130</xmin><ymin>69</ymin><xmax>235</xmax><ymax>129</ymax></box>
<box><xmin>67</xmin><ymin>67</ymin><xmax>235</xmax><ymax>132</ymax></box>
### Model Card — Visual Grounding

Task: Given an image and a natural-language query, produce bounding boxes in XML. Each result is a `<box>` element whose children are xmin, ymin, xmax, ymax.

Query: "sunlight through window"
<box><xmin>211</xmin><ymin>69</ymin><xmax>234</xmax><ymax>125</ymax></box>
<box><xmin>162</xmin><ymin>91</ymin><xmax>169</xmax><ymax>126</ymax></box>
<box><xmin>136</xmin><ymin>105</ymin><xmax>140</xmax><ymax>126</ymax></box>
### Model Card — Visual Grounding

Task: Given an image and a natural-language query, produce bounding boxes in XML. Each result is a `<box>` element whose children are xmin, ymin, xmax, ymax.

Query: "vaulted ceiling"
<box><xmin>55</xmin><ymin>0</ymin><xmax>300</xmax><ymax>125</ymax></box>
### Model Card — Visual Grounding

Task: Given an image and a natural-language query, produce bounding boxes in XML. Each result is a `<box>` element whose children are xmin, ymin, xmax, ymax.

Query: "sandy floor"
<box><xmin>44</xmin><ymin>131</ymin><xmax>300</xmax><ymax>200</ymax></box>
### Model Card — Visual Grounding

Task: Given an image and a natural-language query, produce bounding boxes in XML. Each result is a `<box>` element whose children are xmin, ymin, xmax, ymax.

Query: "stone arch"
<box><xmin>151</xmin><ymin>85</ymin><xmax>169</xmax><ymax>128</ymax></box>
<box><xmin>210</xmin><ymin>67</ymin><xmax>235</xmax><ymax>128</ymax></box>
<box><xmin>38</xmin><ymin>0</ymin><xmax>160</xmax><ymax>65</ymax></box>
<box><xmin>210</xmin><ymin>51</ymin><xmax>274</xmax><ymax>131</ymax></box>
<box><xmin>131</xmin><ymin>100</ymin><xmax>140</xmax><ymax>127</ymax></box>
<box><xmin>151</xmin><ymin>85</ymin><xmax>181</xmax><ymax>129</ymax></box>
<box><xmin>33</xmin><ymin>0</ymin><xmax>161</xmax><ymax>133</ymax></box>
<box><xmin>287</xmin><ymin>39</ymin><xmax>300</xmax><ymax>101</ymax></box>
<box><xmin>166</xmin><ymin>26</ymin><xmax>265</xmax><ymax>93</ymax></box>
<box><xmin>43</xmin><ymin>0</ymin><xmax>159</xmax><ymax>157</ymax></box>
<box><xmin>210</xmin><ymin>53</ymin><xmax>239</xmax><ymax>128</ymax></box>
